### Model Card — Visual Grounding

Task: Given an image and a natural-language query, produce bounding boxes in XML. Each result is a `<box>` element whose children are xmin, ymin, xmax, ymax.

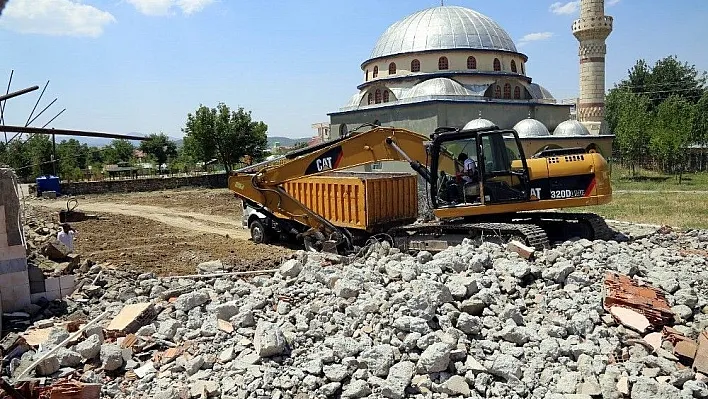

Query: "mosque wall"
<box><xmin>330</xmin><ymin>101</ymin><xmax>571</xmax><ymax>140</ymax></box>
<box><xmin>363</xmin><ymin>51</ymin><xmax>528</xmax><ymax>83</ymax></box>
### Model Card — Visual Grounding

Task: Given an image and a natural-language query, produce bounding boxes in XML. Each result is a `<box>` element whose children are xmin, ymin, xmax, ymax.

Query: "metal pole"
<box><xmin>0</xmin><ymin>85</ymin><xmax>39</xmax><ymax>103</ymax></box>
<box><xmin>25</xmin><ymin>81</ymin><xmax>49</xmax><ymax>127</ymax></box>
<box><xmin>41</xmin><ymin>108</ymin><xmax>66</xmax><ymax>128</ymax></box>
<box><xmin>52</xmin><ymin>133</ymin><xmax>57</xmax><ymax>176</ymax></box>
<box><xmin>1</xmin><ymin>69</ymin><xmax>13</xmax><ymax>126</ymax></box>
<box><xmin>26</xmin><ymin>98</ymin><xmax>57</xmax><ymax>127</ymax></box>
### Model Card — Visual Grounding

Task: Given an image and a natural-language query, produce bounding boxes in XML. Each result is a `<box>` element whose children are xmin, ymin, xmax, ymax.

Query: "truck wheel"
<box><xmin>250</xmin><ymin>220</ymin><xmax>271</xmax><ymax>244</ymax></box>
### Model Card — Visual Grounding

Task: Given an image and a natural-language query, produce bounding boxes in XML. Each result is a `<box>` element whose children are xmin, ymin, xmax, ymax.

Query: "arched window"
<box><xmin>514</xmin><ymin>86</ymin><xmax>521</xmax><ymax>99</ymax></box>
<box><xmin>411</xmin><ymin>59</ymin><xmax>420</xmax><ymax>72</ymax></box>
<box><xmin>493</xmin><ymin>58</ymin><xmax>501</xmax><ymax>71</ymax></box>
<box><xmin>367</xmin><ymin>93</ymin><xmax>373</xmax><ymax>105</ymax></box>
<box><xmin>511</xmin><ymin>60</ymin><xmax>517</xmax><ymax>73</ymax></box>
<box><xmin>438</xmin><ymin>56</ymin><xmax>448</xmax><ymax>70</ymax></box>
<box><xmin>383</xmin><ymin>90</ymin><xmax>390</xmax><ymax>103</ymax></box>
<box><xmin>365</xmin><ymin>70</ymin><xmax>369</xmax><ymax>81</ymax></box>
<box><xmin>373</xmin><ymin>66</ymin><xmax>378</xmax><ymax>78</ymax></box>
<box><xmin>503</xmin><ymin>83</ymin><xmax>511</xmax><ymax>99</ymax></box>
<box><xmin>388</xmin><ymin>63</ymin><xmax>396</xmax><ymax>75</ymax></box>
<box><xmin>375</xmin><ymin>89</ymin><xmax>382</xmax><ymax>104</ymax></box>
<box><xmin>467</xmin><ymin>56</ymin><xmax>477</xmax><ymax>69</ymax></box>
<box><xmin>521</xmin><ymin>63</ymin><xmax>525</xmax><ymax>75</ymax></box>
<box><xmin>494</xmin><ymin>85</ymin><xmax>501</xmax><ymax>98</ymax></box>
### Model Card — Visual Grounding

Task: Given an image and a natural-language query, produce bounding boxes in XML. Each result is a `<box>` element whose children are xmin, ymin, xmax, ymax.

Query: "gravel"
<box><xmin>9</xmin><ymin>217</ymin><xmax>708</xmax><ymax>399</ymax></box>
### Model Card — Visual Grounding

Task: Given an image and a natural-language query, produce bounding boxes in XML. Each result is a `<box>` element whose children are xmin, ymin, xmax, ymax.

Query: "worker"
<box><xmin>57</xmin><ymin>223</ymin><xmax>77</xmax><ymax>252</ymax></box>
<box><xmin>457</xmin><ymin>153</ymin><xmax>478</xmax><ymax>183</ymax></box>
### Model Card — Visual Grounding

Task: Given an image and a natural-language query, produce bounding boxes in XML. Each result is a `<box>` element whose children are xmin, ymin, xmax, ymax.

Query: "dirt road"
<box><xmin>28</xmin><ymin>190</ymin><xmax>293</xmax><ymax>276</ymax></box>
<box><xmin>36</xmin><ymin>201</ymin><xmax>250</xmax><ymax>240</ymax></box>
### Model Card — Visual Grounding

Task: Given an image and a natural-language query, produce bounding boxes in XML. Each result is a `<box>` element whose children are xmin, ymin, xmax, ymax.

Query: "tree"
<box><xmin>692</xmin><ymin>90</ymin><xmax>708</xmax><ymax>147</ymax></box>
<box><xmin>25</xmin><ymin>135</ymin><xmax>54</xmax><ymax>177</ymax></box>
<box><xmin>649</xmin><ymin>95</ymin><xmax>694</xmax><ymax>181</ymax></box>
<box><xmin>57</xmin><ymin>139</ymin><xmax>88</xmax><ymax>181</ymax></box>
<box><xmin>610</xmin><ymin>56</ymin><xmax>706</xmax><ymax>112</ymax></box>
<box><xmin>183</xmin><ymin>103</ymin><xmax>268</xmax><ymax>172</ymax></box>
<box><xmin>139</xmin><ymin>133</ymin><xmax>177</xmax><ymax>172</ymax></box>
<box><xmin>613</xmin><ymin>92</ymin><xmax>652</xmax><ymax>175</ymax></box>
<box><xmin>103</xmin><ymin>139</ymin><xmax>135</xmax><ymax>164</ymax></box>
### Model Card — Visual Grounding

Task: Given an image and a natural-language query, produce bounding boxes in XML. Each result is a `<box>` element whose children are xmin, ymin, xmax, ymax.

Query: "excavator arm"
<box><xmin>228</xmin><ymin>127</ymin><xmax>443</xmax><ymax>248</ymax></box>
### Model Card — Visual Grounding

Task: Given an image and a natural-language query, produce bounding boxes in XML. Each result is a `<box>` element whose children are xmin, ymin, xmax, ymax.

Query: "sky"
<box><xmin>1</xmin><ymin>0</ymin><xmax>707</xmax><ymax>144</ymax></box>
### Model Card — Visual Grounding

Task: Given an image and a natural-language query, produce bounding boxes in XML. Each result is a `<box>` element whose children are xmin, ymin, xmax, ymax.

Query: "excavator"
<box><xmin>228</xmin><ymin>124</ymin><xmax>613</xmax><ymax>253</ymax></box>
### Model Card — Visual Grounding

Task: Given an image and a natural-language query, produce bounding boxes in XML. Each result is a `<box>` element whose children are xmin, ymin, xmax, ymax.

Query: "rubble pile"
<box><xmin>3</xmin><ymin>227</ymin><xmax>708</xmax><ymax>399</ymax></box>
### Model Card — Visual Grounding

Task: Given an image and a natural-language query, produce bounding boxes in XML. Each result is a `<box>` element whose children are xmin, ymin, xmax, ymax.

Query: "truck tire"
<box><xmin>249</xmin><ymin>219</ymin><xmax>271</xmax><ymax>244</ymax></box>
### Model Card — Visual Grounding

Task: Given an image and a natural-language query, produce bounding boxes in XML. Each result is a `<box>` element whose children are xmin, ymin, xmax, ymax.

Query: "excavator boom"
<box><xmin>228</xmin><ymin>127</ymin><xmax>438</xmax><ymax>247</ymax></box>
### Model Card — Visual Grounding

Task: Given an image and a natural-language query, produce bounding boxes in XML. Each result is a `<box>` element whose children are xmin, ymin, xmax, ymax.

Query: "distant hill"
<box><xmin>267</xmin><ymin>136</ymin><xmax>311</xmax><ymax>147</ymax></box>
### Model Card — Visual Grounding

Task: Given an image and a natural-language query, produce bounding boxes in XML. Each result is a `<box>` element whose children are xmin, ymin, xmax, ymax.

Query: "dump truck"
<box><xmin>231</xmin><ymin>125</ymin><xmax>613</xmax><ymax>253</ymax></box>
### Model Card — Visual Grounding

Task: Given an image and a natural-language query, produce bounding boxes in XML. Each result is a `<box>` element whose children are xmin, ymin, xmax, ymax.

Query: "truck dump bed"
<box><xmin>283</xmin><ymin>172</ymin><xmax>418</xmax><ymax>233</ymax></box>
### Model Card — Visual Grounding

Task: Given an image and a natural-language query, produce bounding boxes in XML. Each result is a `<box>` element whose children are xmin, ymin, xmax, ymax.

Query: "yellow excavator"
<box><xmin>228</xmin><ymin>125</ymin><xmax>613</xmax><ymax>253</ymax></box>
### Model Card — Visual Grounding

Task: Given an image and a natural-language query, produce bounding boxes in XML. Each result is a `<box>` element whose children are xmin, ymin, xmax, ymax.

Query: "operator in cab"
<box><xmin>457</xmin><ymin>153</ymin><xmax>478</xmax><ymax>184</ymax></box>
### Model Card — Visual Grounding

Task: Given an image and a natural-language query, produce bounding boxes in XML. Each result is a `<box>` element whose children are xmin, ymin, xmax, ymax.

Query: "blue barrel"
<box><xmin>36</xmin><ymin>175</ymin><xmax>61</xmax><ymax>196</ymax></box>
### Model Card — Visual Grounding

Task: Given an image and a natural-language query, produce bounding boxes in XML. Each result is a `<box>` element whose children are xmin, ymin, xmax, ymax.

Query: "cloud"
<box><xmin>607</xmin><ymin>0</ymin><xmax>621</xmax><ymax>6</ymax></box>
<box><xmin>0</xmin><ymin>0</ymin><xmax>115</xmax><ymax>37</ymax></box>
<box><xmin>177</xmin><ymin>0</ymin><xmax>214</xmax><ymax>15</ymax></box>
<box><xmin>549</xmin><ymin>1</ymin><xmax>580</xmax><ymax>15</ymax></box>
<box><xmin>518</xmin><ymin>32</ymin><xmax>554</xmax><ymax>47</ymax></box>
<box><xmin>127</xmin><ymin>0</ymin><xmax>214</xmax><ymax>16</ymax></box>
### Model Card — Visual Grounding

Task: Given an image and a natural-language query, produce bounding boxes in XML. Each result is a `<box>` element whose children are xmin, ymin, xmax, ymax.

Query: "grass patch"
<box><xmin>571</xmin><ymin>191</ymin><xmax>708</xmax><ymax>229</ymax></box>
<box><xmin>610</xmin><ymin>164</ymin><xmax>708</xmax><ymax>191</ymax></box>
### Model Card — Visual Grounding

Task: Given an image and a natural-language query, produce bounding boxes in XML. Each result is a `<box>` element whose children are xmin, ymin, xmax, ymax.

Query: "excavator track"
<box><xmin>516</xmin><ymin>212</ymin><xmax>616</xmax><ymax>242</ymax></box>
<box><xmin>388</xmin><ymin>221</ymin><xmax>549</xmax><ymax>253</ymax></box>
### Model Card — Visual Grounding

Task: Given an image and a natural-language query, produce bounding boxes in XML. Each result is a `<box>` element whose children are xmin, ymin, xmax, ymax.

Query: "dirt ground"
<box><xmin>28</xmin><ymin>188</ymin><xmax>294</xmax><ymax>276</ymax></box>
<box><xmin>72</xmin><ymin>188</ymin><xmax>242</xmax><ymax>218</ymax></box>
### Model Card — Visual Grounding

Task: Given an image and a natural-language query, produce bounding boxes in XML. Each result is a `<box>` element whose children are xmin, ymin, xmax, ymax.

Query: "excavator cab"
<box><xmin>430</xmin><ymin>128</ymin><xmax>530</xmax><ymax>208</ymax></box>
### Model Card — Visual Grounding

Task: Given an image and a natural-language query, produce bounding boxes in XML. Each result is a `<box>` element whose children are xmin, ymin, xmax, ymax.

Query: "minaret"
<box><xmin>572</xmin><ymin>0</ymin><xmax>613</xmax><ymax>135</ymax></box>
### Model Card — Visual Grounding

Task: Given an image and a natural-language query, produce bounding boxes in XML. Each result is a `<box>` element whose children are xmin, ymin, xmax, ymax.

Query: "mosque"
<box><xmin>326</xmin><ymin>0</ymin><xmax>615</xmax><ymax>167</ymax></box>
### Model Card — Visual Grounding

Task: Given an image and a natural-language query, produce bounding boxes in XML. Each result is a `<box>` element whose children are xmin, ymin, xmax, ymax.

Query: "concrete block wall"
<box><xmin>0</xmin><ymin>169</ymin><xmax>31</xmax><ymax>312</ymax></box>
<box><xmin>60</xmin><ymin>173</ymin><xmax>228</xmax><ymax>196</ymax></box>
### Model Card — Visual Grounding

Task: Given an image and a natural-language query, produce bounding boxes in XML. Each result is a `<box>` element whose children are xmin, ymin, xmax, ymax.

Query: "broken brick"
<box><xmin>675</xmin><ymin>340</ymin><xmax>698</xmax><ymax>364</ymax></box>
<box><xmin>603</xmin><ymin>272</ymin><xmax>673</xmax><ymax>329</ymax></box>
<box><xmin>693</xmin><ymin>331</ymin><xmax>708</xmax><ymax>375</ymax></box>
<box><xmin>610</xmin><ymin>306</ymin><xmax>651</xmax><ymax>333</ymax></box>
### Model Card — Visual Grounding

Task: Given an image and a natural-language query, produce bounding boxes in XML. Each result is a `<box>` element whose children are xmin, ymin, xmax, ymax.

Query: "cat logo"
<box><xmin>305</xmin><ymin>146</ymin><xmax>343</xmax><ymax>175</ymax></box>
<box><xmin>530</xmin><ymin>187</ymin><xmax>542</xmax><ymax>200</ymax></box>
<box><xmin>316</xmin><ymin>157</ymin><xmax>334</xmax><ymax>172</ymax></box>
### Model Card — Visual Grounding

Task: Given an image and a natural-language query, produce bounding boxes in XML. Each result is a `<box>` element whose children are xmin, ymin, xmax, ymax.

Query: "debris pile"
<box><xmin>2</xmin><ymin>224</ymin><xmax>708</xmax><ymax>399</ymax></box>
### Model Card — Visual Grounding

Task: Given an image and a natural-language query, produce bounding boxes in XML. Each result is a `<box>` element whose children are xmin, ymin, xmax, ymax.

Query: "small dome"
<box><xmin>406</xmin><ymin>77</ymin><xmax>474</xmax><ymax>99</ymax></box>
<box><xmin>369</xmin><ymin>6</ymin><xmax>518</xmax><ymax>60</ymax></box>
<box><xmin>463</xmin><ymin>118</ymin><xmax>496</xmax><ymax>130</ymax></box>
<box><xmin>553</xmin><ymin>120</ymin><xmax>590</xmax><ymax>136</ymax></box>
<box><xmin>513</xmin><ymin>118</ymin><xmax>550</xmax><ymax>137</ymax></box>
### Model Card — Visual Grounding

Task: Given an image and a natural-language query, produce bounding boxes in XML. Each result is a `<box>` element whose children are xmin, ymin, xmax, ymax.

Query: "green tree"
<box><xmin>646</xmin><ymin>56</ymin><xmax>706</xmax><ymax>109</ymax></box>
<box><xmin>103</xmin><ymin>139</ymin><xmax>135</xmax><ymax>164</ymax></box>
<box><xmin>25</xmin><ymin>135</ymin><xmax>54</xmax><ymax>177</ymax></box>
<box><xmin>612</xmin><ymin>92</ymin><xmax>652</xmax><ymax>175</ymax></box>
<box><xmin>182</xmin><ymin>103</ymin><xmax>268</xmax><ymax>172</ymax></box>
<box><xmin>692</xmin><ymin>90</ymin><xmax>708</xmax><ymax>146</ymax></box>
<box><xmin>139</xmin><ymin>133</ymin><xmax>178</xmax><ymax>172</ymax></box>
<box><xmin>649</xmin><ymin>95</ymin><xmax>694</xmax><ymax>181</ymax></box>
<box><xmin>56</xmin><ymin>139</ymin><xmax>89</xmax><ymax>181</ymax></box>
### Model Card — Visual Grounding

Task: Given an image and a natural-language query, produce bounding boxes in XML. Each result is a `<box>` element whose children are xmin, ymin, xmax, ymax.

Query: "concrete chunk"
<box><xmin>106</xmin><ymin>303</ymin><xmax>156</xmax><ymax>334</ymax></box>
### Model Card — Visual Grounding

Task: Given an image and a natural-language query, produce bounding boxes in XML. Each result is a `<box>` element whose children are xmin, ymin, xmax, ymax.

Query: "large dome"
<box><xmin>553</xmin><ymin>120</ymin><xmax>590</xmax><ymax>136</ymax></box>
<box><xmin>405</xmin><ymin>77</ymin><xmax>474</xmax><ymax>99</ymax></box>
<box><xmin>369</xmin><ymin>6</ymin><xmax>518</xmax><ymax>60</ymax></box>
<box><xmin>513</xmin><ymin>118</ymin><xmax>550</xmax><ymax>137</ymax></box>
